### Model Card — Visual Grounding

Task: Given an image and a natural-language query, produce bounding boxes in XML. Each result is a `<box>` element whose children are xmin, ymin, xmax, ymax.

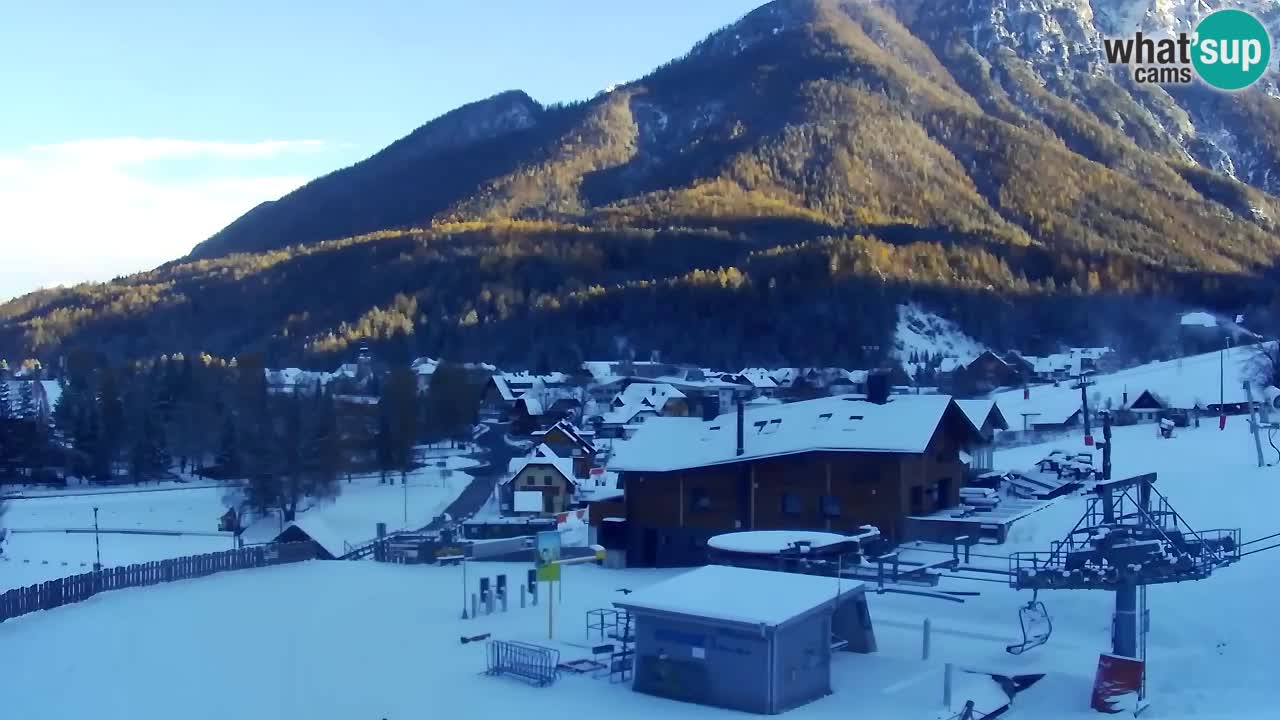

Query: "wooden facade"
<box><xmin>622</xmin><ymin>412</ymin><xmax>973</xmax><ymax>567</ymax></box>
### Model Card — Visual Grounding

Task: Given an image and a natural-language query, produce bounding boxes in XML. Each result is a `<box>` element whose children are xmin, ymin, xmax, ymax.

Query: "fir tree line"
<box><xmin>0</xmin><ymin>352</ymin><xmax>483</xmax><ymax>525</ymax></box>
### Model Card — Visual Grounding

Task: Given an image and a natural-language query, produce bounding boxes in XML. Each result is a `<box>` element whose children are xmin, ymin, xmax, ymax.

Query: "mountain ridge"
<box><xmin>5</xmin><ymin>0</ymin><xmax>1280</xmax><ymax>368</ymax></box>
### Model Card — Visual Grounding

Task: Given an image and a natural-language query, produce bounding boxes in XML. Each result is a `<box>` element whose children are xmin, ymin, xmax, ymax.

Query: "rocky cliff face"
<box><xmin>892</xmin><ymin>0</ymin><xmax>1280</xmax><ymax>192</ymax></box>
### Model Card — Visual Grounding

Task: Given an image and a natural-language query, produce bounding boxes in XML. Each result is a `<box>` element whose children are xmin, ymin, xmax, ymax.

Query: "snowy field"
<box><xmin>1</xmin><ymin>422</ymin><xmax>1278</xmax><ymax>718</ymax></box>
<box><xmin>0</xmin><ymin>455</ymin><xmax>479</xmax><ymax>590</ymax></box>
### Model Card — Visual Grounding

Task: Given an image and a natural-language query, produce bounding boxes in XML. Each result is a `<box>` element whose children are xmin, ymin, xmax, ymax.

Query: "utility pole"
<box><xmin>1245</xmin><ymin>382</ymin><xmax>1266</xmax><ymax>468</ymax></box>
<box><xmin>1075</xmin><ymin>371</ymin><xmax>1096</xmax><ymax>445</ymax></box>
<box><xmin>1220</xmin><ymin>339</ymin><xmax>1226</xmax><ymax>428</ymax></box>
<box><xmin>1100</xmin><ymin>411</ymin><xmax>1113</xmax><ymax>481</ymax></box>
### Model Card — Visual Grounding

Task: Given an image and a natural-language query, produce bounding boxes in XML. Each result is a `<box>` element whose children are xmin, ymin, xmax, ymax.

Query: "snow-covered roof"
<box><xmin>615</xmin><ymin>382</ymin><xmax>685</xmax><ymax>404</ymax></box>
<box><xmin>410</xmin><ymin>357</ymin><xmax>439</xmax><ymax>375</ymax></box>
<box><xmin>286</xmin><ymin>515</ymin><xmax>348</xmax><ymax>558</ymax></box>
<box><xmin>655</xmin><ymin>375</ymin><xmax>748</xmax><ymax>391</ymax></box>
<box><xmin>1181</xmin><ymin>312</ymin><xmax>1218</xmax><ymax>328</ymax></box>
<box><xmin>608</xmin><ymin>394</ymin><xmax>969</xmax><ymax>472</ymax></box>
<box><xmin>738</xmin><ymin>368</ymin><xmax>779</xmax><ymax>389</ymax></box>
<box><xmin>599</xmin><ymin>383</ymin><xmax>685</xmax><ymax>425</ymax></box>
<box><xmin>577</xmin><ymin>469</ymin><xmax>623</xmax><ymax>502</ymax></box>
<box><xmin>504</xmin><ymin>448</ymin><xmax>576</xmax><ymax>485</ymax></box>
<box><xmin>939</xmin><ymin>356</ymin><xmax>970</xmax><ymax>374</ymax></box>
<box><xmin>956</xmin><ymin>399</ymin><xmax>1005</xmax><ymax>432</ymax></box>
<box><xmin>516</xmin><ymin>387</ymin><xmax>580</xmax><ymax>416</ymax></box>
<box><xmin>598</xmin><ymin>404</ymin><xmax>659</xmax><ymax>426</ymax></box>
<box><xmin>615</xmin><ymin>565</ymin><xmax>864</xmax><ymax>627</ymax></box>
<box><xmin>707</xmin><ymin>531</ymin><xmax>852</xmax><ymax>555</ymax></box>
<box><xmin>533</xmin><ymin>420</ymin><xmax>596</xmax><ymax>453</ymax></box>
<box><xmin>490</xmin><ymin>375</ymin><xmax>516</xmax><ymax>402</ymax></box>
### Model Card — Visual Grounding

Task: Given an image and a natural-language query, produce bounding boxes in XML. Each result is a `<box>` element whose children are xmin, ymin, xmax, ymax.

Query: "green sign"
<box><xmin>535</xmin><ymin>530</ymin><xmax>561</xmax><ymax>582</ymax></box>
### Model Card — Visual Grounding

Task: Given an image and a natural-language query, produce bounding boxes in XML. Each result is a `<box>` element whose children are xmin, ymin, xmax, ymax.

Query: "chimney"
<box><xmin>701</xmin><ymin>394</ymin><xmax>721</xmax><ymax>421</ymax></box>
<box><xmin>736</xmin><ymin>399</ymin><xmax>745</xmax><ymax>456</ymax></box>
<box><xmin>867</xmin><ymin>370</ymin><xmax>890</xmax><ymax>405</ymax></box>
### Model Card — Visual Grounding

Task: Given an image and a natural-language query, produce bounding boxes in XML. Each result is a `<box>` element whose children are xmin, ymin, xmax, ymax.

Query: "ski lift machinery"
<box><xmin>1006</xmin><ymin>413</ymin><xmax>1242</xmax><ymax>704</ymax></box>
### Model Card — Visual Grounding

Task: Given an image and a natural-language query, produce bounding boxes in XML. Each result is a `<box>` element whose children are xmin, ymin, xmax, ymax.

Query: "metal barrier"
<box><xmin>485</xmin><ymin>640</ymin><xmax>560</xmax><ymax>687</ymax></box>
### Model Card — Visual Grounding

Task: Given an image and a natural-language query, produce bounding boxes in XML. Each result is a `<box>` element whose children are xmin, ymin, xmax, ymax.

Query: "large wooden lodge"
<box><xmin>607</xmin><ymin>387</ymin><xmax>985</xmax><ymax>567</ymax></box>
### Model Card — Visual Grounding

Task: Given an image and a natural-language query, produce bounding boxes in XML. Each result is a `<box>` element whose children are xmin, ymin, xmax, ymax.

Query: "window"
<box><xmin>524</xmin><ymin>477</ymin><xmax>536</xmax><ymax>487</ymax></box>
<box><xmin>689</xmin><ymin>488</ymin><xmax>711</xmax><ymax>512</ymax></box>
<box><xmin>781</xmin><ymin>493</ymin><xmax>802</xmax><ymax>515</ymax></box>
<box><xmin>543</xmin><ymin>474</ymin><xmax>554</xmax><ymax>487</ymax></box>
<box><xmin>616</xmin><ymin>475</ymin><xmax>625</xmax><ymax>490</ymax></box>
<box><xmin>820</xmin><ymin>495</ymin><xmax>841</xmax><ymax>518</ymax></box>
<box><xmin>910</xmin><ymin>486</ymin><xmax>924</xmax><ymax>515</ymax></box>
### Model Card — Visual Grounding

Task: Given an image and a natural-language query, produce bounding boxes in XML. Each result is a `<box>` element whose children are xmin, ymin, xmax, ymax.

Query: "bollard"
<box><xmin>501</xmin><ymin>591</ymin><xmax>508</xmax><ymax>613</ymax></box>
<box><xmin>486</xmin><ymin>587</ymin><xmax>495</xmax><ymax>615</ymax></box>
<box><xmin>922</xmin><ymin>618</ymin><xmax>932</xmax><ymax>660</ymax></box>
<box><xmin>471</xmin><ymin>593</ymin><xmax>478</xmax><ymax>619</ymax></box>
<box><xmin>943</xmin><ymin>662</ymin><xmax>953</xmax><ymax>709</ymax></box>
<box><xmin>521</xmin><ymin>585</ymin><xmax>527</xmax><ymax>608</ymax></box>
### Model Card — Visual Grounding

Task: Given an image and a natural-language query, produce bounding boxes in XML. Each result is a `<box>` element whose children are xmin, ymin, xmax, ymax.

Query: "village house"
<box><xmin>947</xmin><ymin>350</ymin><xmax>1024</xmax><ymax>396</ymax></box>
<box><xmin>529</xmin><ymin>420</ymin><xmax>598</xmax><ymax>478</ymax></box>
<box><xmin>737</xmin><ymin>368</ymin><xmax>781</xmax><ymax>397</ymax></box>
<box><xmin>481</xmin><ymin>371</ymin><xmax>569</xmax><ymax>413</ymax></box>
<box><xmin>828</xmin><ymin>370</ymin><xmax>869</xmax><ymax>396</ymax></box>
<box><xmin>509</xmin><ymin>386</ymin><xmax>582</xmax><ymax>434</ymax></box>
<box><xmin>591</xmin><ymin>382</ymin><xmax>690</xmax><ymax>439</ymax></box>
<box><xmin>955</xmin><ymin>398</ymin><xmax>1010</xmax><ymax>471</ymax></box>
<box><xmin>499</xmin><ymin>445</ymin><xmax>579</xmax><ymax>515</ymax></box>
<box><xmin>607</xmin><ymin>387</ymin><xmax>983</xmax><ymax>567</ymax></box>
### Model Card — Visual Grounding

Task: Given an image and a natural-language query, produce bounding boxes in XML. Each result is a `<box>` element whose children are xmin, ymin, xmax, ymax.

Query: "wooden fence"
<box><xmin>0</xmin><ymin>541</ymin><xmax>317</xmax><ymax>624</ymax></box>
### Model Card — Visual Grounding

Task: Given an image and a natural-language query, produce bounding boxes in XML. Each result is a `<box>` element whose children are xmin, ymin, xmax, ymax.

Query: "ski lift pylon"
<box><xmin>1006</xmin><ymin>590</ymin><xmax>1052</xmax><ymax>655</ymax></box>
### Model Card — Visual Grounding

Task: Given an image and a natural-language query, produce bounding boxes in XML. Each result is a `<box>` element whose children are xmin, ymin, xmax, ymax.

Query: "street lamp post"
<box><xmin>92</xmin><ymin>506</ymin><xmax>102</xmax><ymax>571</ymax></box>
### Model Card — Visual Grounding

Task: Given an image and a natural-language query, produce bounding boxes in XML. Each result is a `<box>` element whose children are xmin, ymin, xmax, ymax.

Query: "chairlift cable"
<box><xmin>1240</xmin><ymin>531</ymin><xmax>1280</xmax><ymax>547</ymax></box>
<box><xmin>1240</xmin><ymin>542</ymin><xmax>1280</xmax><ymax>558</ymax></box>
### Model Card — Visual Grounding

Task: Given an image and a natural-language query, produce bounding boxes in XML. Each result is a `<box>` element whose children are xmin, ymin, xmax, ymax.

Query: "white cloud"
<box><xmin>0</xmin><ymin>138</ymin><xmax>324</xmax><ymax>301</ymax></box>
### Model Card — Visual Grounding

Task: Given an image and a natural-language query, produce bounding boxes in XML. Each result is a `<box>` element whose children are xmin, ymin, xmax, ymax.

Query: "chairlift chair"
<box><xmin>1006</xmin><ymin>590</ymin><xmax>1053</xmax><ymax>655</ymax></box>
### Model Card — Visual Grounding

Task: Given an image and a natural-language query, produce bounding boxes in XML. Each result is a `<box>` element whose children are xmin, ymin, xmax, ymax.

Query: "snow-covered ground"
<box><xmin>2</xmin><ymin>422</ymin><xmax>1278</xmax><ymax>718</ymax></box>
<box><xmin>1</xmin><ymin>455</ymin><xmax>480</xmax><ymax>590</ymax></box>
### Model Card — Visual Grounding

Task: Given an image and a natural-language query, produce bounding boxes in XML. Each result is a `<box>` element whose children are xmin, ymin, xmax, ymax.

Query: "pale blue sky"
<box><xmin>0</xmin><ymin>0</ymin><xmax>765</xmax><ymax>301</ymax></box>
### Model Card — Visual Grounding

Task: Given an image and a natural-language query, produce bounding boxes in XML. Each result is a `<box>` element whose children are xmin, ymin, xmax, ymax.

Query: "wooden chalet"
<box><xmin>607</xmin><ymin>392</ymin><xmax>984</xmax><ymax>567</ymax></box>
